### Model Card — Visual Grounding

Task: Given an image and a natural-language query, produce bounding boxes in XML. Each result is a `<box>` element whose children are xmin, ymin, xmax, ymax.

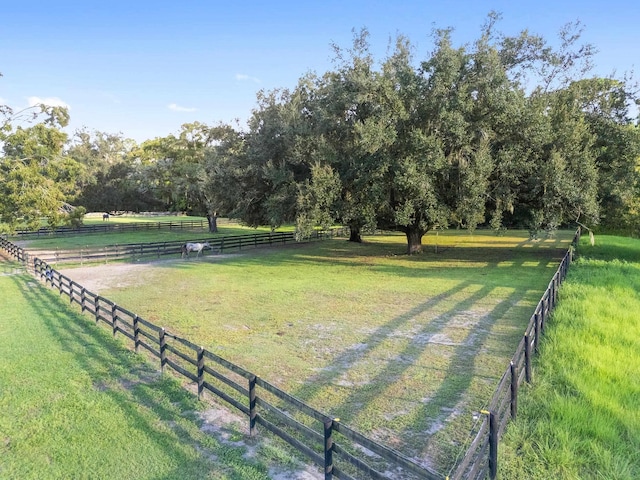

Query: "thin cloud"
<box><xmin>168</xmin><ymin>103</ymin><xmax>197</xmax><ymax>112</ymax></box>
<box><xmin>27</xmin><ymin>96</ymin><xmax>70</xmax><ymax>109</ymax></box>
<box><xmin>235</xmin><ymin>73</ymin><xmax>261</xmax><ymax>83</ymax></box>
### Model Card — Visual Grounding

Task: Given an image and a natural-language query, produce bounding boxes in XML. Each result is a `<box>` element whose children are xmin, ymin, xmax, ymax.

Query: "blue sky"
<box><xmin>1</xmin><ymin>1</ymin><xmax>638</xmax><ymax>143</ymax></box>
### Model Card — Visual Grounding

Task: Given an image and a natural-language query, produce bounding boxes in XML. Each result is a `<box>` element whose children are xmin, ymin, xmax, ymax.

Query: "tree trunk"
<box><xmin>348</xmin><ymin>224</ymin><xmax>363</xmax><ymax>243</ymax></box>
<box><xmin>207</xmin><ymin>212</ymin><xmax>218</xmax><ymax>233</ymax></box>
<box><xmin>405</xmin><ymin>227</ymin><xmax>425</xmax><ymax>254</ymax></box>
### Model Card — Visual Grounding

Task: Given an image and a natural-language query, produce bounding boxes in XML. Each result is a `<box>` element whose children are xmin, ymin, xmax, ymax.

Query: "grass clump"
<box><xmin>499</xmin><ymin>235</ymin><xmax>640</xmax><ymax>480</ymax></box>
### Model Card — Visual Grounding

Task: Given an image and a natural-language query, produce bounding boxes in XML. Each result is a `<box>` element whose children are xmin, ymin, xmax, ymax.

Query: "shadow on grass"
<box><xmin>168</xmin><ymin>235</ymin><xmax>569</xmax><ymax>286</ymax></box>
<box><xmin>289</xmin><ymin>272</ymin><xmax>526</xmax><ymax>467</ymax></box>
<box><xmin>8</xmin><ymin>273</ymin><xmax>269</xmax><ymax>480</ymax></box>
<box><xmin>290</xmin><ymin>278</ymin><xmax>477</xmax><ymax>407</ymax></box>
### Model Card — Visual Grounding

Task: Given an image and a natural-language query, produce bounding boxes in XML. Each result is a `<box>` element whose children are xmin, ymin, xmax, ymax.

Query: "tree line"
<box><xmin>2</xmin><ymin>15</ymin><xmax>639</xmax><ymax>253</ymax></box>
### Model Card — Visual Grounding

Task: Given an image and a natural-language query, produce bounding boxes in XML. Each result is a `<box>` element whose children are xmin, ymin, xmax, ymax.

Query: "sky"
<box><xmin>1</xmin><ymin>0</ymin><xmax>638</xmax><ymax>144</ymax></box>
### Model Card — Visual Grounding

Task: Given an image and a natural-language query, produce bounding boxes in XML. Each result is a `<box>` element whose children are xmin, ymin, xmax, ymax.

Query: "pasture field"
<box><xmin>0</xmin><ymin>255</ymin><xmax>316</xmax><ymax>479</ymax></box>
<box><xmin>15</xmin><ymin>217</ymin><xmax>279</xmax><ymax>251</ymax></box>
<box><xmin>82</xmin><ymin>213</ymin><xmax>206</xmax><ymax>224</ymax></box>
<box><xmin>498</xmin><ymin>235</ymin><xmax>640</xmax><ymax>480</ymax></box>
<box><xmin>62</xmin><ymin>229</ymin><xmax>574</xmax><ymax>472</ymax></box>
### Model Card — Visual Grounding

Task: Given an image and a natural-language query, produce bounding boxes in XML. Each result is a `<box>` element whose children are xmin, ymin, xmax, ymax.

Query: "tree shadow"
<box><xmin>6</xmin><ymin>273</ymin><xmax>271</xmax><ymax>480</ymax></box>
<box><xmin>290</xmin><ymin>278</ymin><xmax>476</xmax><ymax>406</ymax></box>
<box><xmin>289</xmin><ymin>276</ymin><xmax>527</xmax><ymax>470</ymax></box>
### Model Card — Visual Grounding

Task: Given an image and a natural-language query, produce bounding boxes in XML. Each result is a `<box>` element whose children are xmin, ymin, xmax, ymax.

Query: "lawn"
<box><xmin>498</xmin><ymin>235</ymin><xmax>640</xmax><ymax>480</ymax></box>
<box><xmin>0</xmin><ymin>255</ymin><xmax>310</xmax><ymax>479</ymax></box>
<box><xmin>66</xmin><ymin>228</ymin><xmax>574</xmax><ymax>473</ymax></box>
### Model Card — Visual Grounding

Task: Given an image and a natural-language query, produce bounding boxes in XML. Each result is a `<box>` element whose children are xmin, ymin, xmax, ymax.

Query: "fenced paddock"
<box><xmin>29</xmin><ymin>255</ymin><xmax>443</xmax><ymax>480</ymax></box>
<box><xmin>1</xmin><ymin>229</ymin><xmax>579</xmax><ymax>479</ymax></box>
<box><xmin>24</xmin><ymin>229</ymin><xmax>346</xmax><ymax>265</ymax></box>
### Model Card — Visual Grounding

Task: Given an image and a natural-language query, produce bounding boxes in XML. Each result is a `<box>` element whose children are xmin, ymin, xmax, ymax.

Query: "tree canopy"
<box><xmin>2</xmin><ymin>16</ymin><xmax>639</xmax><ymax>248</ymax></box>
<box><xmin>0</xmin><ymin>101</ymin><xmax>78</xmax><ymax>232</ymax></box>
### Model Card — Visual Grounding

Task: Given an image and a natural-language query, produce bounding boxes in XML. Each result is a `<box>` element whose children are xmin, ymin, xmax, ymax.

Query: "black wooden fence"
<box><xmin>13</xmin><ymin>219</ymin><xmax>207</xmax><ymax>238</ymax></box>
<box><xmin>1</xmin><ymin>235</ymin><xmax>444</xmax><ymax>480</ymax></box>
<box><xmin>1</xmin><ymin>229</ymin><xmax>581</xmax><ymax>480</ymax></box>
<box><xmin>28</xmin><ymin>229</ymin><xmax>348</xmax><ymax>265</ymax></box>
<box><xmin>448</xmin><ymin>228</ymin><xmax>581</xmax><ymax>480</ymax></box>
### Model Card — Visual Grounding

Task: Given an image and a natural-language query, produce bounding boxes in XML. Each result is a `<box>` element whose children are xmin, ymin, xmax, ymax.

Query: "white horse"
<box><xmin>181</xmin><ymin>242</ymin><xmax>211</xmax><ymax>258</ymax></box>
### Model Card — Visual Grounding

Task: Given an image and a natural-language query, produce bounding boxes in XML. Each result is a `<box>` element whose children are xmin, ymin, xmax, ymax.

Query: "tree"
<box><xmin>298</xmin><ymin>30</ymin><xmax>390</xmax><ymax>243</ymax></box>
<box><xmin>202</xmin><ymin>123</ymin><xmax>247</xmax><ymax>231</ymax></box>
<box><xmin>131</xmin><ymin>122</ymin><xmax>243</xmax><ymax>232</ymax></box>
<box><xmin>293</xmin><ymin>18</ymin><xmax>613</xmax><ymax>253</ymax></box>
<box><xmin>0</xmin><ymin>112</ymin><xmax>82</xmax><ymax>232</ymax></box>
<box><xmin>515</xmin><ymin>89</ymin><xmax>599</xmax><ymax>234</ymax></box>
<box><xmin>227</xmin><ymin>87</ymin><xmax>314</xmax><ymax>229</ymax></box>
<box><xmin>67</xmin><ymin>129</ymin><xmax>143</xmax><ymax>212</ymax></box>
<box><xmin>374</xmin><ymin>30</ymin><xmax>501</xmax><ymax>253</ymax></box>
<box><xmin>314</xmin><ymin>26</ymin><xmax>516</xmax><ymax>253</ymax></box>
<box><xmin>567</xmin><ymin>78</ymin><xmax>640</xmax><ymax>231</ymax></box>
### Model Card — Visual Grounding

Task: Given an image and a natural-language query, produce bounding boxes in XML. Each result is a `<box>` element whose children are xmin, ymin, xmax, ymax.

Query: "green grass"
<box><xmin>498</xmin><ymin>235</ymin><xmax>640</xmax><ymax>480</ymax></box>
<box><xmin>0</xmin><ymin>261</ymin><xmax>303</xmax><ymax>479</ymax></box>
<box><xmin>84</xmin><ymin>229</ymin><xmax>574</xmax><ymax>472</ymax></box>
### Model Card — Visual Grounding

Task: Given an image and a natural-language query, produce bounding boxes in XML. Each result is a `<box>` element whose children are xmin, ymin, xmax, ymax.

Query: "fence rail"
<box><xmin>1</xmin><ymin>228</ymin><xmax>580</xmax><ymax>480</ymax></box>
<box><xmin>27</xmin><ymin>229</ymin><xmax>347</xmax><ymax>265</ymax></box>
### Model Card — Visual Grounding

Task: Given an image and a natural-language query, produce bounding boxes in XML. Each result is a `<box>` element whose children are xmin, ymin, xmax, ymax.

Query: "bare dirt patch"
<box><xmin>198</xmin><ymin>402</ymin><xmax>323</xmax><ymax>480</ymax></box>
<box><xmin>58</xmin><ymin>254</ymin><xmax>237</xmax><ymax>294</ymax></box>
<box><xmin>58</xmin><ymin>262</ymin><xmax>156</xmax><ymax>294</ymax></box>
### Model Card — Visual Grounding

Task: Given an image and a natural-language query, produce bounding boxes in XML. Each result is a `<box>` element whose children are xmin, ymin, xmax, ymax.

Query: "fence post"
<box><xmin>134</xmin><ymin>316</ymin><xmax>140</xmax><ymax>353</ymax></box>
<box><xmin>510</xmin><ymin>361</ymin><xmax>518</xmax><ymax>420</ymax></box>
<box><xmin>324</xmin><ymin>418</ymin><xmax>336</xmax><ymax>480</ymax></box>
<box><xmin>159</xmin><ymin>328</ymin><xmax>167</xmax><ymax>373</ymax></box>
<box><xmin>524</xmin><ymin>333</ymin><xmax>532</xmax><ymax>383</ymax></box>
<box><xmin>534</xmin><ymin>313</ymin><xmax>541</xmax><ymax>353</ymax></box>
<box><xmin>249</xmin><ymin>375</ymin><xmax>257</xmax><ymax>437</ymax></box>
<box><xmin>488</xmin><ymin>411</ymin><xmax>498</xmax><ymax>479</ymax></box>
<box><xmin>112</xmin><ymin>304</ymin><xmax>118</xmax><ymax>337</ymax></box>
<box><xmin>197</xmin><ymin>347</ymin><xmax>205</xmax><ymax>400</ymax></box>
<box><xmin>95</xmin><ymin>297</ymin><xmax>101</xmax><ymax>324</ymax></box>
